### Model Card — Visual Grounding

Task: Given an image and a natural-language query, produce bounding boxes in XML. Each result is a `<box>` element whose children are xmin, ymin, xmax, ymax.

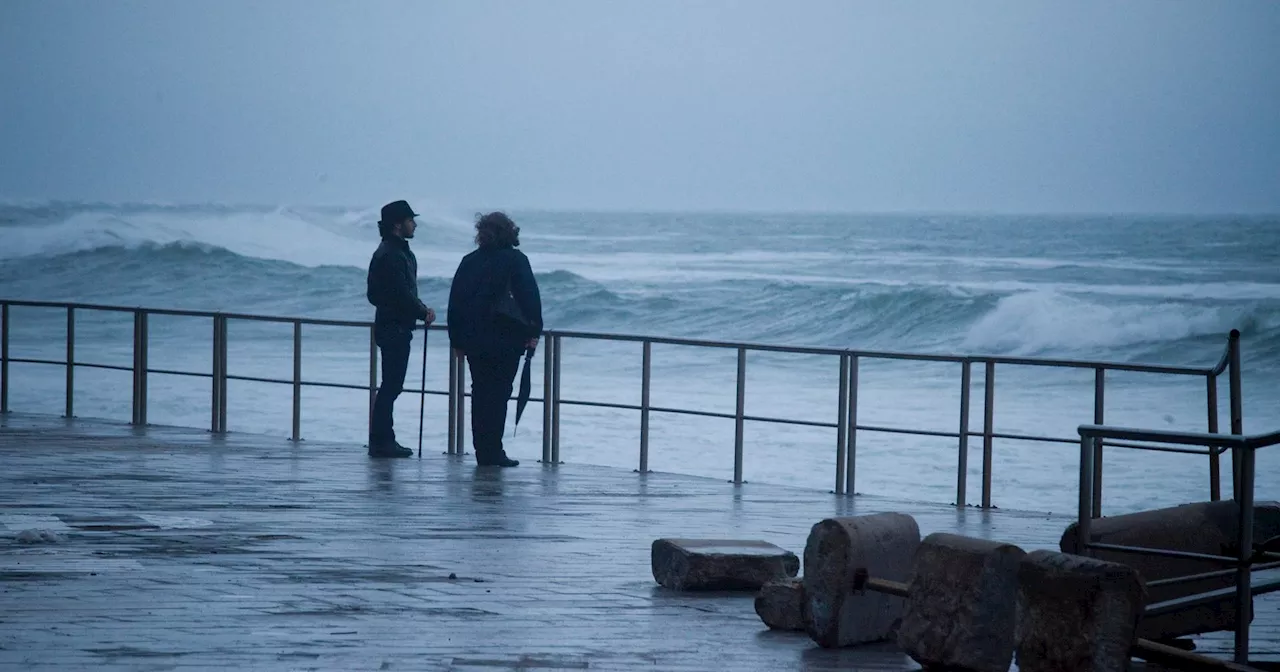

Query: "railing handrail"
<box><xmin>0</xmin><ymin>298</ymin><xmax>1220</xmax><ymax>376</ymax></box>
<box><xmin>1079</xmin><ymin>423</ymin><xmax>1280</xmax><ymax>452</ymax></box>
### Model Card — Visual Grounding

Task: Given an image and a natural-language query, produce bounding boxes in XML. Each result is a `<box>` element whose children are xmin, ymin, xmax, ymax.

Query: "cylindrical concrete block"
<box><xmin>803</xmin><ymin>512</ymin><xmax>921</xmax><ymax>648</ymax></box>
<box><xmin>1015</xmin><ymin>550</ymin><xmax>1147</xmax><ymax>672</ymax></box>
<box><xmin>897</xmin><ymin>532</ymin><xmax>1026</xmax><ymax>672</ymax></box>
<box><xmin>1060</xmin><ymin>499</ymin><xmax>1280</xmax><ymax>640</ymax></box>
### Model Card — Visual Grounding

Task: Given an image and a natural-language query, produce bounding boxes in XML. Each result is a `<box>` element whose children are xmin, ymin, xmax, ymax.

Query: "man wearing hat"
<box><xmin>366</xmin><ymin>199</ymin><xmax>436</xmax><ymax>458</ymax></box>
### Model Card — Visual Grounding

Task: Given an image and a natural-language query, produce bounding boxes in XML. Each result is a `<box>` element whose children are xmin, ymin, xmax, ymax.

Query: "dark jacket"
<box><xmin>367</xmin><ymin>236</ymin><xmax>429</xmax><ymax>328</ymax></box>
<box><xmin>447</xmin><ymin>245</ymin><xmax>543</xmax><ymax>357</ymax></box>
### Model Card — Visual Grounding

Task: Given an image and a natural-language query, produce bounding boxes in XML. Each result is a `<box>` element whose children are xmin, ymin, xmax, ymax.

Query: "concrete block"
<box><xmin>803</xmin><ymin>512</ymin><xmax>920</xmax><ymax>648</ymax></box>
<box><xmin>754</xmin><ymin>577</ymin><xmax>806</xmax><ymax>631</ymax></box>
<box><xmin>651</xmin><ymin>539</ymin><xmax>798</xmax><ymax>591</ymax></box>
<box><xmin>1016</xmin><ymin>550</ymin><xmax>1146</xmax><ymax>672</ymax></box>
<box><xmin>1060</xmin><ymin>499</ymin><xmax>1280</xmax><ymax>640</ymax></box>
<box><xmin>897</xmin><ymin>532</ymin><xmax>1025</xmax><ymax>672</ymax></box>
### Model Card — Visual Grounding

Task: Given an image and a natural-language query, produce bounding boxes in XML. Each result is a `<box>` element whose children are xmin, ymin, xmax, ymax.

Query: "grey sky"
<box><xmin>2</xmin><ymin>0</ymin><xmax>1278</xmax><ymax>213</ymax></box>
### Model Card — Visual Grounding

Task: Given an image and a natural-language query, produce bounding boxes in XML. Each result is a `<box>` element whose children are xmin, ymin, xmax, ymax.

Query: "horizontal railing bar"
<box><xmin>558</xmin><ymin>395</ymin><xmax>842</xmax><ymax>429</ymax></box>
<box><xmin>301</xmin><ymin>380</ymin><xmax>382</xmax><ymax>392</ymax></box>
<box><xmin>1099</xmin><ymin>440</ymin><xmax>1215</xmax><ymax>457</ymax></box>
<box><xmin>225</xmin><ymin>374</ymin><xmax>295</xmax><ymax>385</ymax></box>
<box><xmin>1</xmin><ymin>299</ymin><xmax>143</xmax><ymax>314</ymax></box>
<box><xmin>743</xmin><ymin>414</ymin><xmax>839</xmax><ymax>429</ymax></box>
<box><xmin>980</xmin><ymin>431</ymin><xmax>1076</xmax><ymax>445</ymax></box>
<box><xmin>859</xmin><ymin>423</ymin><xmax>960</xmax><ymax>440</ymax></box>
<box><xmin>5</xmin><ymin>357</ymin><xmax>66</xmax><ymax>366</ymax></box>
<box><xmin>973</xmin><ymin>354</ymin><xmax>1209</xmax><ymax>376</ymax></box>
<box><xmin>1144</xmin><ymin>578</ymin><xmax>1280</xmax><ymax>618</ymax></box>
<box><xmin>1087</xmin><ymin>542</ymin><xmax>1240</xmax><ymax>564</ymax></box>
<box><xmin>647</xmin><ymin>405</ymin><xmax>739</xmax><ymax>421</ymax></box>
<box><xmin>1079</xmin><ymin>424</ymin><xmax>1265</xmax><ymax>449</ymax></box>
<box><xmin>401</xmin><ymin>388</ymin><xmax>450</xmax><ymax>398</ymax></box>
<box><xmin>222</xmin><ymin>312</ymin><xmax>447</xmax><ymax>331</ymax></box>
<box><xmin>956</xmin><ymin>431</ymin><xmax>1225</xmax><ymax>455</ymax></box>
<box><xmin>72</xmin><ymin>362</ymin><xmax>133</xmax><ymax>373</ymax></box>
<box><xmin>147</xmin><ymin>368</ymin><xmax>213</xmax><ymax>379</ymax></box>
<box><xmin>558</xmin><ymin>398</ymin><xmax>641</xmax><ymax>412</ymax></box>
<box><xmin>1146</xmin><ymin>562</ymin><xmax>1280</xmax><ymax>588</ymax></box>
<box><xmin>3</xmin><ymin>299</ymin><xmax>1221</xmax><ymax>376</ymax></box>
<box><xmin>1246</xmin><ymin>430</ymin><xmax>1280</xmax><ymax>449</ymax></box>
<box><xmin>550</xmin><ymin>329</ymin><xmax>851</xmax><ymax>356</ymax></box>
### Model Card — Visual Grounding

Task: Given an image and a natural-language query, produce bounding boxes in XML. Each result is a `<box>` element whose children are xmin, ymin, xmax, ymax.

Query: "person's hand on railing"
<box><xmin>421</xmin><ymin>306</ymin><xmax>436</xmax><ymax>326</ymax></box>
<box><xmin>525</xmin><ymin>336</ymin><xmax>540</xmax><ymax>353</ymax></box>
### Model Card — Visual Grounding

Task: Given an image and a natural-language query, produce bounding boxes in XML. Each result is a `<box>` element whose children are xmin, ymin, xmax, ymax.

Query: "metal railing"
<box><xmin>0</xmin><ymin>298</ymin><xmax>1245</xmax><ymax>510</ymax></box>
<box><xmin>1076</xmin><ymin>422</ymin><xmax>1280</xmax><ymax>665</ymax></box>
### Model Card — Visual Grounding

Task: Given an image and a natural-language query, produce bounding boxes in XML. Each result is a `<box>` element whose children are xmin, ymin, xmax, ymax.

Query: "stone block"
<box><xmin>1060</xmin><ymin>499</ymin><xmax>1280</xmax><ymax>640</ymax></box>
<box><xmin>755</xmin><ymin>577</ymin><xmax>806</xmax><ymax>631</ymax></box>
<box><xmin>897</xmin><ymin>532</ymin><xmax>1025</xmax><ymax>672</ymax></box>
<box><xmin>803</xmin><ymin>512</ymin><xmax>920</xmax><ymax>648</ymax></box>
<box><xmin>651</xmin><ymin>539</ymin><xmax>798</xmax><ymax>591</ymax></box>
<box><xmin>1016</xmin><ymin>550</ymin><xmax>1146</xmax><ymax>672</ymax></box>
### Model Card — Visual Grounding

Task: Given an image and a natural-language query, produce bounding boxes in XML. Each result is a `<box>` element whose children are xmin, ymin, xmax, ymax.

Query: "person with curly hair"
<box><xmin>447</xmin><ymin>212</ymin><xmax>543</xmax><ymax>467</ymax></box>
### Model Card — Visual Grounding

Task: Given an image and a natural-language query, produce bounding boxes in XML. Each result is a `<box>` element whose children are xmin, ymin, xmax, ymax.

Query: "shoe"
<box><xmin>369</xmin><ymin>441</ymin><xmax>413</xmax><ymax>458</ymax></box>
<box><xmin>476</xmin><ymin>455</ymin><xmax>519</xmax><ymax>467</ymax></box>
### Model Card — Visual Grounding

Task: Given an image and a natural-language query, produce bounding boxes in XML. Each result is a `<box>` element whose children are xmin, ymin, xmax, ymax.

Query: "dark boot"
<box><xmin>477</xmin><ymin>453</ymin><xmax>519</xmax><ymax>467</ymax></box>
<box><xmin>368</xmin><ymin>441</ymin><xmax>413</xmax><ymax>458</ymax></box>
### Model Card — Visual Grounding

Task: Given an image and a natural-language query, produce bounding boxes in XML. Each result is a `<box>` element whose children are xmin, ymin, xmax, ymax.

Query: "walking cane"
<box><xmin>418</xmin><ymin>326</ymin><xmax>429</xmax><ymax>458</ymax></box>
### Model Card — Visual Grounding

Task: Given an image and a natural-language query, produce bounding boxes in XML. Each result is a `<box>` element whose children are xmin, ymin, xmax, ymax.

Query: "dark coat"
<box><xmin>447</xmin><ymin>245</ymin><xmax>543</xmax><ymax>357</ymax></box>
<box><xmin>366</xmin><ymin>237</ymin><xmax>429</xmax><ymax>329</ymax></box>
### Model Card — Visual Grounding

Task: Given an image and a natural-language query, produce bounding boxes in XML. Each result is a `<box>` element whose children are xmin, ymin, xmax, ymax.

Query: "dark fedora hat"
<box><xmin>378</xmin><ymin>199</ymin><xmax>419</xmax><ymax>225</ymax></box>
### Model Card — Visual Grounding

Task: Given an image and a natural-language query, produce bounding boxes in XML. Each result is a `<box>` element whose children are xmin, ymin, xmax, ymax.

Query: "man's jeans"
<box><xmin>370</xmin><ymin>321</ymin><xmax>413</xmax><ymax>447</ymax></box>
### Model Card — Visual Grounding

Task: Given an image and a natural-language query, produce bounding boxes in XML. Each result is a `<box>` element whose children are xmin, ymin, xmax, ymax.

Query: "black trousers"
<box><xmin>466</xmin><ymin>349</ymin><xmax>521</xmax><ymax>462</ymax></box>
<box><xmin>370</xmin><ymin>322</ymin><xmax>413</xmax><ymax>447</ymax></box>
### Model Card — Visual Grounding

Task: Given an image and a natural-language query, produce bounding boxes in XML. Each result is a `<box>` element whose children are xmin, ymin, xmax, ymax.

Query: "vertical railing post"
<box><xmin>448</xmin><ymin>346</ymin><xmax>458</xmax><ymax>456</ymax></box>
<box><xmin>957</xmin><ymin>360</ymin><xmax>971</xmax><ymax>508</ymax></box>
<box><xmin>1092</xmin><ymin>367</ymin><xmax>1105</xmax><ymax>518</ymax></box>
<box><xmin>140</xmin><ymin>311</ymin><xmax>149</xmax><ymax>425</ymax></box>
<box><xmin>0</xmin><ymin>302</ymin><xmax>8</xmax><ymax>414</ymax></box>
<box><xmin>982</xmin><ymin>361</ymin><xmax>995</xmax><ymax>509</ymax></box>
<box><xmin>1208</xmin><ymin>373</ymin><xmax>1221</xmax><ymax>501</ymax></box>
<box><xmin>132</xmin><ymin>310</ymin><xmax>149</xmax><ymax>426</ymax></box>
<box><xmin>291</xmin><ymin>320</ymin><xmax>302</xmax><ymax>442</ymax></box>
<box><xmin>1077</xmin><ymin>433</ymin><xmax>1095</xmax><ymax>555</ymax></box>
<box><xmin>732</xmin><ymin>347</ymin><xmax>746</xmax><ymax>484</ymax></box>
<box><xmin>1233</xmin><ymin>440</ymin><xmax>1256</xmax><ymax>665</ymax></box>
<box><xmin>540</xmin><ymin>338</ymin><xmax>552</xmax><ymax>464</ymax></box>
<box><xmin>217</xmin><ymin>316</ymin><xmax>226</xmax><ymax>433</ymax></box>
<box><xmin>551</xmin><ymin>334</ymin><xmax>562</xmax><ymax>463</ymax></box>
<box><xmin>639</xmin><ymin>340</ymin><xmax>651</xmax><ymax>473</ymax></box>
<box><xmin>847</xmin><ymin>355</ymin><xmax>859</xmax><ymax>496</ymax></box>
<box><xmin>368</xmin><ymin>325</ymin><xmax>377</xmax><ymax>444</ymax></box>
<box><xmin>1228</xmin><ymin>329</ymin><xmax>1243</xmax><ymax>500</ymax></box>
<box><xmin>835</xmin><ymin>353</ymin><xmax>850</xmax><ymax>494</ymax></box>
<box><xmin>65</xmin><ymin>307</ymin><xmax>75</xmax><ymax>419</ymax></box>
<box><xmin>132</xmin><ymin>311</ymin><xmax>141</xmax><ymax>425</ymax></box>
<box><xmin>210</xmin><ymin>315</ymin><xmax>223</xmax><ymax>433</ymax></box>
<box><xmin>455</xmin><ymin>349</ymin><xmax>467</xmax><ymax>455</ymax></box>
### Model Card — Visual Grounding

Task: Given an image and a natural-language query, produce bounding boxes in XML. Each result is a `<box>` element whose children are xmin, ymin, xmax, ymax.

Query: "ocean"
<box><xmin>1</xmin><ymin>202</ymin><xmax>1277</xmax><ymax>516</ymax></box>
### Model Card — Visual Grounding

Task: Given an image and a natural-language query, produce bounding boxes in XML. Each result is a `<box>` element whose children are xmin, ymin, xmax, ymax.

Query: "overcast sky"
<box><xmin>2</xmin><ymin>0</ymin><xmax>1278</xmax><ymax>213</ymax></box>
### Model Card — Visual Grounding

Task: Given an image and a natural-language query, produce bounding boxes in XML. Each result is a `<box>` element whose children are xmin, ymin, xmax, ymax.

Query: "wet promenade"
<box><xmin>1</xmin><ymin>413</ymin><xmax>1276</xmax><ymax>670</ymax></box>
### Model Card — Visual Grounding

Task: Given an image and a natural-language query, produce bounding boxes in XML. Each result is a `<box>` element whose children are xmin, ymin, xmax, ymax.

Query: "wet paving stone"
<box><xmin>1</xmin><ymin>413</ymin><xmax>1276</xmax><ymax>670</ymax></box>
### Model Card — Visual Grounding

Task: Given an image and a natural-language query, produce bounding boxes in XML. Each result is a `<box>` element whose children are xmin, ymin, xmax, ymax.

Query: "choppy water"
<box><xmin>2</xmin><ymin>202</ymin><xmax>1277</xmax><ymax>515</ymax></box>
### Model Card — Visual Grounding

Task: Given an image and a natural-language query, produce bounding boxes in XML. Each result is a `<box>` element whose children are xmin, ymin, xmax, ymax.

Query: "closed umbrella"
<box><xmin>513</xmin><ymin>346</ymin><xmax>535</xmax><ymax>434</ymax></box>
